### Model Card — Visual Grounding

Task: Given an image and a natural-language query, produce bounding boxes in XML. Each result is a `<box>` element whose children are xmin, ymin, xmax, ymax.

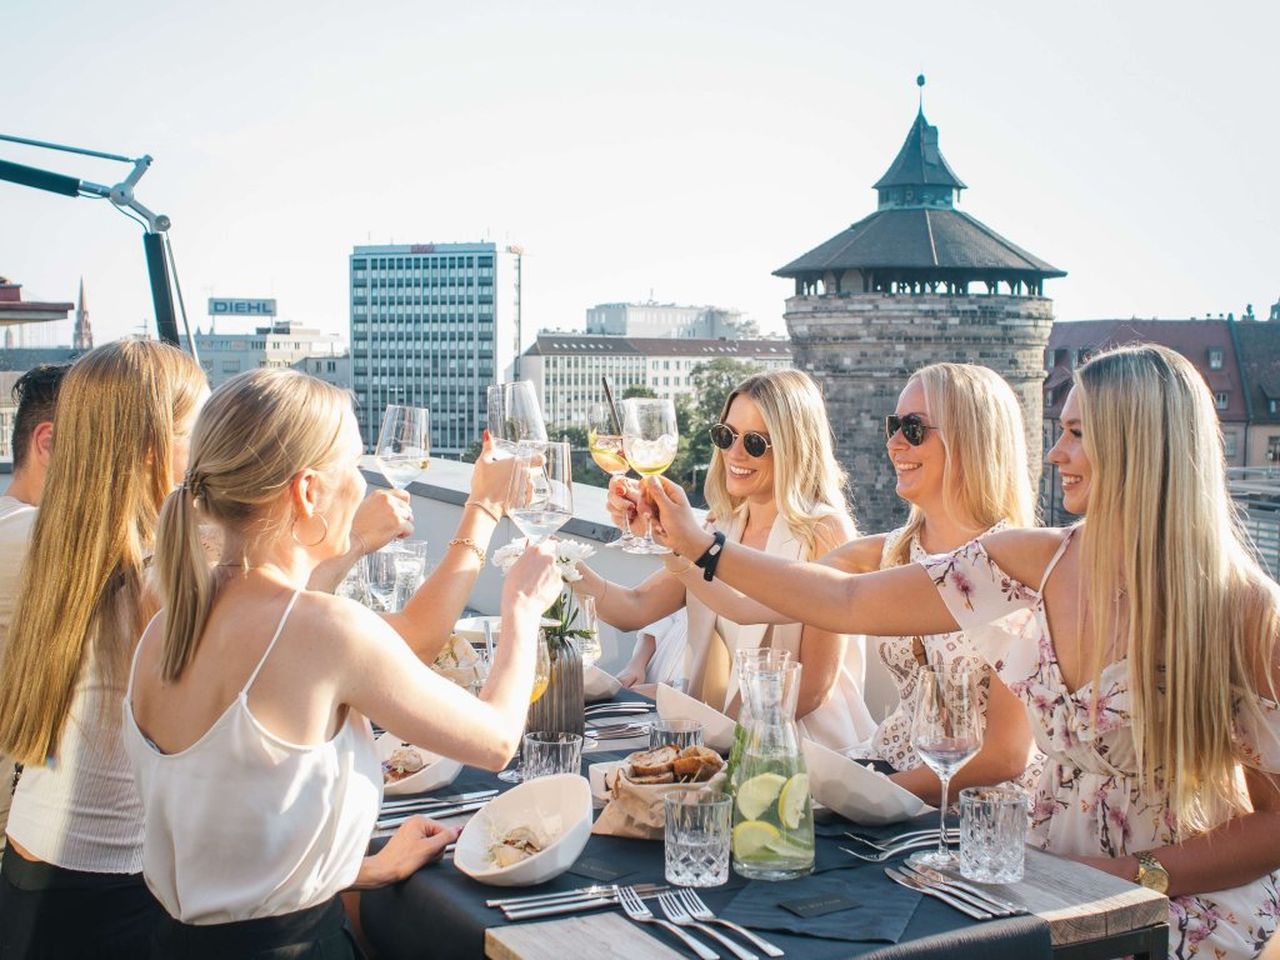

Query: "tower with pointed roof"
<box><xmin>778</xmin><ymin>79</ymin><xmax>1064</xmax><ymax>531</ymax></box>
<box><xmin>73</xmin><ymin>277</ymin><xmax>93</xmax><ymax>351</ymax></box>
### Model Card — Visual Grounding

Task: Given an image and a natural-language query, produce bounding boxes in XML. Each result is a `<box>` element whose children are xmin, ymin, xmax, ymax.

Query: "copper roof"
<box><xmin>873</xmin><ymin>109</ymin><xmax>966</xmax><ymax>191</ymax></box>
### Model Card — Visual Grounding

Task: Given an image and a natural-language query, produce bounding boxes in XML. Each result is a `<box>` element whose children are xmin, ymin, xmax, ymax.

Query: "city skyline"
<box><xmin>1</xmin><ymin>0</ymin><xmax>1276</xmax><ymax>349</ymax></box>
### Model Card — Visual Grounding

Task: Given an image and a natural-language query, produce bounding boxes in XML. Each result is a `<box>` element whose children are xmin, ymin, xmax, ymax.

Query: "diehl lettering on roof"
<box><xmin>208</xmin><ymin>299</ymin><xmax>278</xmax><ymax>317</ymax></box>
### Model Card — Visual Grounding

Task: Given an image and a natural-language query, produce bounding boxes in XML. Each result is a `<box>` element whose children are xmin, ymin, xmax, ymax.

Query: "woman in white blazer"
<box><xmin>573</xmin><ymin>370</ymin><xmax>874</xmax><ymax>754</ymax></box>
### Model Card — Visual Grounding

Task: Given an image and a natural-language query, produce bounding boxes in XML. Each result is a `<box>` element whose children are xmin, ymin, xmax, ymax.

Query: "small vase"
<box><xmin>526</xmin><ymin>635</ymin><xmax>585</xmax><ymax>737</ymax></box>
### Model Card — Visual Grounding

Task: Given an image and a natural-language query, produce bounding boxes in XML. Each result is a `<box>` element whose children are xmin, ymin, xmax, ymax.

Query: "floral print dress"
<box><xmin>923</xmin><ymin>532</ymin><xmax>1280</xmax><ymax>960</ymax></box>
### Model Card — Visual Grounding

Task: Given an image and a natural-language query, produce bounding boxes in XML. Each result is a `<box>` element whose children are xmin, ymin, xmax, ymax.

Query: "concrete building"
<box><xmin>521</xmin><ymin>334</ymin><xmax>792</xmax><ymax>431</ymax></box>
<box><xmin>585</xmin><ymin>302</ymin><xmax>754</xmax><ymax>340</ymax></box>
<box><xmin>195</xmin><ymin>319</ymin><xmax>346</xmax><ymax>390</ymax></box>
<box><xmin>292</xmin><ymin>353</ymin><xmax>353</xmax><ymax>391</ymax></box>
<box><xmin>776</xmin><ymin>90</ymin><xmax>1064</xmax><ymax>532</ymax></box>
<box><xmin>350</xmin><ymin>242</ymin><xmax>522</xmax><ymax>456</ymax></box>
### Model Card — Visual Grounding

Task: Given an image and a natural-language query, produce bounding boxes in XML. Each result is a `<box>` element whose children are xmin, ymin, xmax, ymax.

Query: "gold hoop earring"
<box><xmin>291</xmin><ymin>514</ymin><xmax>330</xmax><ymax>548</ymax></box>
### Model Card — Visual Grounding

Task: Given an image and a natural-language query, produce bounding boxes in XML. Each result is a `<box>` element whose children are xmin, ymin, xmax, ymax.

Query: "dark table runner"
<box><xmin>361</xmin><ymin>692</ymin><xmax>1051</xmax><ymax>960</ymax></box>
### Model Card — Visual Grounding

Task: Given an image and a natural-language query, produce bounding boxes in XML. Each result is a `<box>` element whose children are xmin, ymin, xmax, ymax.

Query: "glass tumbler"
<box><xmin>664</xmin><ymin>791</ymin><xmax>732</xmax><ymax>887</ymax></box>
<box><xmin>959</xmin><ymin>785</ymin><xmax>1030</xmax><ymax>883</ymax></box>
<box><xmin>649</xmin><ymin>719</ymin><xmax>704</xmax><ymax>752</ymax></box>
<box><xmin>521</xmin><ymin>732</ymin><xmax>585</xmax><ymax>779</ymax></box>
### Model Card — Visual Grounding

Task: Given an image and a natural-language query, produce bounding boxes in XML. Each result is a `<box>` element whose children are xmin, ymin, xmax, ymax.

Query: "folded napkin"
<box><xmin>584</xmin><ymin>665</ymin><xmax>622</xmax><ymax>702</ymax></box>
<box><xmin>721</xmin><ymin>872</ymin><xmax>921</xmax><ymax>944</ymax></box>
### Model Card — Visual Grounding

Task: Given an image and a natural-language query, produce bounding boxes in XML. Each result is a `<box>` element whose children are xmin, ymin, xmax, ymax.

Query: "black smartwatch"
<box><xmin>693</xmin><ymin>531</ymin><xmax>726</xmax><ymax>582</ymax></box>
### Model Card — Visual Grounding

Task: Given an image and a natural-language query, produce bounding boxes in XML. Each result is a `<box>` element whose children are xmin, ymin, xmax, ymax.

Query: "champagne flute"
<box><xmin>620</xmin><ymin>398</ymin><xmax>678</xmax><ymax>555</ymax></box>
<box><xmin>506</xmin><ymin>441</ymin><xmax>573</xmax><ymax>545</ymax></box>
<box><xmin>908</xmin><ymin>665</ymin><xmax>983</xmax><ymax>869</ymax></box>
<box><xmin>497</xmin><ymin>627</ymin><xmax>553</xmax><ymax>784</ymax></box>
<box><xmin>487</xmin><ymin>381</ymin><xmax>548</xmax><ymax>456</ymax></box>
<box><xmin>586</xmin><ymin>402</ymin><xmax>635</xmax><ymax>550</ymax></box>
<box><xmin>375</xmin><ymin>405</ymin><xmax>430</xmax><ymax>490</ymax></box>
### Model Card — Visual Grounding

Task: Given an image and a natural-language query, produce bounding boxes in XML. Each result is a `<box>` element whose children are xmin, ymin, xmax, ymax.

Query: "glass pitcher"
<box><xmin>731</xmin><ymin>660</ymin><xmax>814</xmax><ymax>880</ymax></box>
<box><xmin>726</xmin><ymin>648</ymin><xmax>792</xmax><ymax>790</ymax></box>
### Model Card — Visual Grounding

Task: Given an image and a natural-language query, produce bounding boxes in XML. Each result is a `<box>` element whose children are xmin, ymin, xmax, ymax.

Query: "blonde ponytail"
<box><xmin>154</xmin><ymin>483</ymin><xmax>218</xmax><ymax>683</ymax></box>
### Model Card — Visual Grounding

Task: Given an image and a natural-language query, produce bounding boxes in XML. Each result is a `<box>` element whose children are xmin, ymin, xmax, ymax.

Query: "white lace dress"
<box><xmin>923</xmin><ymin>533</ymin><xmax>1280</xmax><ymax>960</ymax></box>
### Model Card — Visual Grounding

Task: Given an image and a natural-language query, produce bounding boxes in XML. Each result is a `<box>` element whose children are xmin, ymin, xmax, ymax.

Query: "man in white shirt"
<box><xmin>0</xmin><ymin>363</ymin><xmax>69</xmax><ymax>846</ymax></box>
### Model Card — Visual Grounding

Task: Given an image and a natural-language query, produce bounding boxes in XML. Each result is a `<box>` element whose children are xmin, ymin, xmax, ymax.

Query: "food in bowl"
<box><xmin>625</xmin><ymin>745</ymin><xmax>723</xmax><ymax>785</ymax></box>
<box><xmin>383</xmin><ymin>745</ymin><xmax>428</xmax><ymax>784</ymax></box>
<box><xmin>489</xmin><ymin>818</ymin><xmax>561</xmax><ymax>868</ymax></box>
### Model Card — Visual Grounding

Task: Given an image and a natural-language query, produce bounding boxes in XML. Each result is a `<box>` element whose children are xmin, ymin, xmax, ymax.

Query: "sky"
<box><xmin>1</xmin><ymin>0</ymin><xmax>1277</xmax><ymax>348</ymax></box>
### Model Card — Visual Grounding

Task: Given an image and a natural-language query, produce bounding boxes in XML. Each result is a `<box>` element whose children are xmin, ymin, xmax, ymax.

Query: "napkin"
<box><xmin>721</xmin><ymin>871</ymin><xmax>921</xmax><ymax>944</ymax></box>
<box><xmin>584</xmin><ymin>665</ymin><xmax>622</xmax><ymax>702</ymax></box>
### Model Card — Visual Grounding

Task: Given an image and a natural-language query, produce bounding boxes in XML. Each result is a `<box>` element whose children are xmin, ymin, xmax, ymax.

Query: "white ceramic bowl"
<box><xmin>453</xmin><ymin>774</ymin><xmax>593</xmax><ymax>887</ymax></box>
<box><xmin>376</xmin><ymin>734</ymin><xmax>463</xmax><ymax>797</ymax></box>
<box><xmin>802</xmin><ymin>739</ymin><xmax>931</xmax><ymax>825</ymax></box>
<box><xmin>655</xmin><ymin>683</ymin><xmax>736</xmax><ymax>752</ymax></box>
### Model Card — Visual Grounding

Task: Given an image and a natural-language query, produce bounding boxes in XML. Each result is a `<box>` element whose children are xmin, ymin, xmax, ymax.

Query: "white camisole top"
<box><xmin>122</xmin><ymin>592</ymin><xmax>383</xmax><ymax>924</ymax></box>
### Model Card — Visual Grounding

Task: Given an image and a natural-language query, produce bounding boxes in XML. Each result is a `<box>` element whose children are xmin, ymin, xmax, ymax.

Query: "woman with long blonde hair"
<box><xmin>649</xmin><ymin>344</ymin><xmax>1280</xmax><ymax>960</ymax></box>
<box><xmin>123</xmin><ymin>369</ymin><xmax>560</xmax><ymax>956</ymax></box>
<box><xmin>0</xmin><ymin>339</ymin><xmax>208</xmax><ymax>958</ymax></box>
<box><xmin>579</xmin><ymin>369</ymin><xmax>875</xmax><ymax>752</ymax></box>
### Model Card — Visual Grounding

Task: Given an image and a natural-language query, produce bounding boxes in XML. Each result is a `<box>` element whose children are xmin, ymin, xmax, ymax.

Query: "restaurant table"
<box><xmin>362</xmin><ymin>691</ymin><xmax>1168</xmax><ymax>960</ymax></box>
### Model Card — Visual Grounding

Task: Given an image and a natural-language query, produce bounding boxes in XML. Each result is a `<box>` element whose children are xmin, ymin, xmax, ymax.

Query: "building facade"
<box><xmin>777</xmin><ymin>94</ymin><xmax>1064</xmax><ymax>532</ymax></box>
<box><xmin>195</xmin><ymin>320</ymin><xmax>346</xmax><ymax>390</ymax></box>
<box><xmin>521</xmin><ymin>334</ymin><xmax>792</xmax><ymax>431</ymax></box>
<box><xmin>349</xmin><ymin>242</ymin><xmax>522</xmax><ymax>455</ymax></box>
<box><xmin>585</xmin><ymin>302</ymin><xmax>752</xmax><ymax>340</ymax></box>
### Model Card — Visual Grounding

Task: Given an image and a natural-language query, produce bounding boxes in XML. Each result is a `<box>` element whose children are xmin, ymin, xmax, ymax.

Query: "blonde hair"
<box><xmin>703</xmin><ymin>369</ymin><xmax>854</xmax><ymax>557</ymax></box>
<box><xmin>154</xmin><ymin>368</ymin><xmax>352</xmax><ymax>682</ymax></box>
<box><xmin>0</xmin><ymin>339</ymin><xmax>207</xmax><ymax>765</ymax></box>
<box><xmin>1076</xmin><ymin>343</ymin><xmax>1278</xmax><ymax>833</ymax></box>
<box><xmin>887</xmin><ymin>363</ymin><xmax>1036</xmax><ymax>567</ymax></box>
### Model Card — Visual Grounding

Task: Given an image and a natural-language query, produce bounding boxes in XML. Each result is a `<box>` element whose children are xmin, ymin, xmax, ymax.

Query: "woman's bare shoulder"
<box><xmin>820</xmin><ymin>533</ymin><xmax>889</xmax><ymax>574</ymax></box>
<box><xmin>980</xmin><ymin>527</ymin><xmax>1075</xmax><ymax>589</ymax></box>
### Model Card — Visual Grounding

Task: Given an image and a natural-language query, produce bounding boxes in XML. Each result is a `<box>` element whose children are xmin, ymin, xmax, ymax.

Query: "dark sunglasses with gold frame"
<box><xmin>884</xmin><ymin>413</ymin><xmax>935</xmax><ymax>447</ymax></box>
<box><xmin>709</xmin><ymin>422</ymin><xmax>772</xmax><ymax>459</ymax></box>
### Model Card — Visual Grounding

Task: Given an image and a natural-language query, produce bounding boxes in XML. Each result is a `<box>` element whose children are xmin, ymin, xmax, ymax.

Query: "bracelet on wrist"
<box><xmin>448</xmin><ymin>537</ymin><xmax>486</xmax><ymax>564</ymax></box>
<box><xmin>663</xmin><ymin>557</ymin><xmax>694</xmax><ymax>576</ymax></box>
<box><xmin>692</xmin><ymin>531</ymin><xmax>726</xmax><ymax>582</ymax></box>
<box><xmin>350</xmin><ymin>531</ymin><xmax>369</xmax><ymax>557</ymax></box>
<box><xmin>465</xmin><ymin>500</ymin><xmax>502</xmax><ymax>523</ymax></box>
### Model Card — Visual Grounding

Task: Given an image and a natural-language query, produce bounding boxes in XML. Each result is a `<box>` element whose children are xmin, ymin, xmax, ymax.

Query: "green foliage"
<box><xmin>622</xmin><ymin>384</ymin><xmax>657</xmax><ymax>399</ymax></box>
<box><xmin>558</xmin><ymin>426</ymin><xmax>610</xmax><ymax>490</ymax></box>
<box><xmin>460</xmin><ymin>439</ymin><xmax>484</xmax><ymax>463</ymax></box>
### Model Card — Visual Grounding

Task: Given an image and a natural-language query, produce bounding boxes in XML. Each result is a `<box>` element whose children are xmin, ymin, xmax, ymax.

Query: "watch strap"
<box><xmin>693</xmin><ymin>530</ymin><xmax>727</xmax><ymax>582</ymax></box>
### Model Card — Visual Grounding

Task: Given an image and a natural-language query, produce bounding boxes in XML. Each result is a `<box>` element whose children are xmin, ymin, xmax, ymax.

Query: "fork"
<box><xmin>678</xmin><ymin>891</ymin><xmax>785</xmax><ymax>958</ymax></box>
<box><xmin>587</xmin><ymin>723</ymin><xmax>651</xmax><ymax>740</ymax></box>
<box><xmin>618</xmin><ymin>886</ymin><xmax>719</xmax><ymax>960</ymax></box>
<box><xmin>843</xmin><ymin>828</ymin><xmax>960</xmax><ymax>852</ymax></box>
<box><xmin>838</xmin><ymin>836</ymin><xmax>948</xmax><ymax>862</ymax></box>
<box><xmin>658</xmin><ymin>892</ymin><xmax>758</xmax><ymax>960</ymax></box>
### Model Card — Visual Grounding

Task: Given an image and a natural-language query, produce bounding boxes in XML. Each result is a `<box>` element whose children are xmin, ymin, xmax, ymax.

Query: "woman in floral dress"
<box><xmin>650</xmin><ymin>344</ymin><xmax>1280</xmax><ymax>960</ymax></box>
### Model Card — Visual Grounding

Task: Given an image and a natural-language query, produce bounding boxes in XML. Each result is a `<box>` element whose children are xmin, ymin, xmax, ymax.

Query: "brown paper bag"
<box><xmin>591</xmin><ymin>769</ymin><xmax>726</xmax><ymax>840</ymax></box>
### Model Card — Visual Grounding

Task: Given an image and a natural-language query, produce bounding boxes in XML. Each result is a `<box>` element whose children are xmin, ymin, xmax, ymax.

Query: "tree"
<box><xmin>622</xmin><ymin>384</ymin><xmax>657</xmax><ymax>399</ymax></box>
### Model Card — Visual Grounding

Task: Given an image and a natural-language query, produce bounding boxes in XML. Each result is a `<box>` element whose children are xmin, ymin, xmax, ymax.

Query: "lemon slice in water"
<box><xmin>732</xmin><ymin>820</ymin><xmax>781</xmax><ymax>859</ymax></box>
<box><xmin>735</xmin><ymin>772</ymin><xmax>786</xmax><ymax>820</ymax></box>
<box><xmin>778</xmin><ymin>773</ymin><xmax>809</xmax><ymax>830</ymax></box>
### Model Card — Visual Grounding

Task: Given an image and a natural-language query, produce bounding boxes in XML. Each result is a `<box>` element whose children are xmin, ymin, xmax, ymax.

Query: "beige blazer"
<box><xmin>682</xmin><ymin>512</ymin><xmax>875</xmax><ymax>754</ymax></box>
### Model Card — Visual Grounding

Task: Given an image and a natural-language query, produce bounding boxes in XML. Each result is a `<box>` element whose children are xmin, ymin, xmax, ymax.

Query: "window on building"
<box><xmin>1270</xmin><ymin>399</ymin><xmax>1279</xmax><ymax>415</ymax></box>
<box><xmin>1214</xmin><ymin>392</ymin><xmax>1229</xmax><ymax>410</ymax></box>
<box><xmin>1223</xmin><ymin>433</ymin><xmax>1238</xmax><ymax>458</ymax></box>
<box><xmin>1208</xmin><ymin>348</ymin><xmax>1224</xmax><ymax>370</ymax></box>
<box><xmin>1075</xmin><ymin>348</ymin><xmax>1091</xmax><ymax>365</ymax></box>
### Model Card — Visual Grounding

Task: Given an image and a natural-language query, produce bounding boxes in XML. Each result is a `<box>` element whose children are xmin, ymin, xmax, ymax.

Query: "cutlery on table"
<box><xmin>380</xmin><ymin>789</ymin><xmax>498</xmax><ymax>811</ymax></box>
<box><xmin>585</xmin><ymin>703</ymin><xmax>653</xmax><ymax>716</ymax></box>
<box><xmin>884</xmin><ymin>867</ymin><xmax>993</xmax><ymax>921</ymax></box>
<box><xmin>586</xmin><ymin>723</ymin><xmax>650</xmax><ymax>741</ymax></box>
<box><xmin>503</xmin><ymin>887</ymin><xmax>671</xmax><ymax>921</ymax></box>
<box><xmin>677</xmin><ymin>890</ymin><xmax>784</xmax><ymax>958</ymax></box>
<box><xmin>658</xmin><ymin>892</ymin><xmax>758</xmax><ymax>960</ymax></box>
<box><xmin>838</xmin><ymin>836</ymin><xmax>952</xmax><ymax>863</ymax></box>
<box><xmin>377</xmin><ymin>799</ymin><xmax>489</xmax><ymax>829</ymax></box>
<box><xmin>618</xmin><ymin>885</ymin><xmax>719</xmax><ymax>960</ymax></box>
<box><xmin>488</xmin><ymin>882</ymin><xmax>667</xmax><ymax>909</ymax></box>
<box><xmin>843</xmin><ymin>828</ymin><xmax>960</xmax><ymax>852</ymax></box>
<box><xmin>902</xmin><ymin>864</ymin><xmax>1026</xmax><ymax>917</ymax></box>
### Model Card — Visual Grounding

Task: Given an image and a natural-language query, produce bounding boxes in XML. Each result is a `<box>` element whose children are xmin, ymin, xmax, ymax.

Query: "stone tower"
<box><xmin>776</xmin><ymin>85</ymin><xmax>1065</xmax><ymax>533</ymax></box>
<box><xmin>73</xmin><ymin>277</ymin><xmax>93</xmax><ymax>351</ymax></box>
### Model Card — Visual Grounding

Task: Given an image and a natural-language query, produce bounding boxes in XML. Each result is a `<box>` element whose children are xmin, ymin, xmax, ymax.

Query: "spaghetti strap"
<box><xmin>242</xmin><ymin>591</ymin><xmax>302</xmax><ymax>695</ymax></box>
<box><xmin>126</xmin><ymin>609</ymin><xmax>167</xmax><ymax>700</ymax></box>
<box><xmin>1037</xmin><ymin>527</ymin><xmax>1076</xmax><ymax>594</ymax></box>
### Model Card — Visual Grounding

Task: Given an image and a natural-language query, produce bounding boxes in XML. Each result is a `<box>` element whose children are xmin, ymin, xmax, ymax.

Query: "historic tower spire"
<box><xmin>73</xmin><ymin>277</ymin><xmax>93</xmax><ymax>351</ymax></box>
<box><xmin>776</xmin><ymin>80</ymin><xmax>1065</xmax><ymax>530</ymax></box>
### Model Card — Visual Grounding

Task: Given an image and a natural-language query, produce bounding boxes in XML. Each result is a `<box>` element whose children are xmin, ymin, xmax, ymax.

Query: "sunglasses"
<box><xmin>709</xmin><ymin>422</ymin><xmax>772</xmax><ymax>459</ymax></box>
<box><xmin>884</xmin><ymin>414</ymin><xmax>935</xmax><ymax>446</ymax></box>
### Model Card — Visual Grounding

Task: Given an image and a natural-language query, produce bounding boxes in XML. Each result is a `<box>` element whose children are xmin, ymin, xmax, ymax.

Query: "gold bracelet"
<box><xmin>465</xmin><ymin>500</ymin><xmax>502</xmax><ymax>523</ymax></box>
<box><xmin>448</xmin><ymin>537</ymin><xmax>486</xmax><ymax>564</ymax></box>
<box><xmin>663</xmin><ymin>557</ymin><xmax>694</xmax><ymax>576</ymax></box>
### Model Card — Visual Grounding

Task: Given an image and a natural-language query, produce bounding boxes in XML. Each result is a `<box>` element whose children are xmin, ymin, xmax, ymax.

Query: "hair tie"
<box><xmin>182</xmin><ymin>470</ymin><xmax>207</xmax><ymax>500</ymax></box>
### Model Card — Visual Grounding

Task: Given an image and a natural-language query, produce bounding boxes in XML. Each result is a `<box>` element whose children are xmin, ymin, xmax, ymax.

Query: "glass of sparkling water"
<box><xmin>391</xmin><ymin>540</ymin><xmax>429</xmax><ymax>610</ymax></box>
<box><xmin>521</xmin><ymin>732</ymin><xmax>584</xmax><ymax>779</ymax></box>
<box><xmin>649</xmin><ymin>719</ymin><xmax>704</xmax><ymax>752</ymax></box>
<box><xmin>664</xmin><ymin>790</ymin><xmax>732</xmax><ymax>888</ymax></box>
<box><xmin>959</xmin><ymin>786</ymin><xmax>1029</xmax><ymax>883</ymax></box>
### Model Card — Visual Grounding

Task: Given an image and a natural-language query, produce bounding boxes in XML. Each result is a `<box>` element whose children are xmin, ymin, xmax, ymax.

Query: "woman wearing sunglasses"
<box><xmin>574</xmin><ymin>369</ymin><xmax>875</xmax><ymax>753</ymax></box>
<box><xmin>645</xmin><ymin>345</ymin><xmax>1280</xmax><ymax>960</ymax></box>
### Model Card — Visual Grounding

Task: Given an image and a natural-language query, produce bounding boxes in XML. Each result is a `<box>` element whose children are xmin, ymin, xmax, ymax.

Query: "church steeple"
<box><xmin>873</xmin><ymin>76</ymin><xmax>966</xmax><ymax>210</ymax></box>
<box><xmin>73</xmin><ymin>277</ymin><xmax>93</xmax><ymax>351</ymax></box>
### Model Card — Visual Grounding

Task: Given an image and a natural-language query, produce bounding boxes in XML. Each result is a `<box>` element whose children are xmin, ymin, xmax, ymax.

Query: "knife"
<box><xmin>504</xmin><ymin>888</ymin><xmax>670</xmax><ymax>921</ymax></box>
<box><xmin>884</xmin><ymin>867</ymin><xmax>992</xmax><ymax>920</ymax></box>
<box><xmin>381</xmin><ymin>789</ymin><xmax>498</xmax><ymax>810</ymax></box>
<box><xmin>377</xmin><ymin>799</ymin><xmax>489</xmax><ymax>828</ymax></box>
<box><xmin>903</xmin><ymin>863</ymin><xmax>1025</xmax><ymax>916</ymax></box>
<box><xmin>488</xmin><ymin>882</ymin><xmax>666</xmax><ymax>909</ymax></box>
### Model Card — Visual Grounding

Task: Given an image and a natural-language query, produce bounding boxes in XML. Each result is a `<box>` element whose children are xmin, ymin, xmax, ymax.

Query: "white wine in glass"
<box><xmin>586</xmin><ymin>402</ymin><xmax>635</xmax><ymax>550</ymax></box>
<box><xmin>376</xmin><ymin>405</ymin><xmax>430</xmax><ymax>490</ymax></box>
<box><xmin>487</xmin><ymin>381</ymin><xmax>548</xmax><ymax>454</ymax></box>
<box><xmin>621</xmin><ymin>397</ymin><xmax>678</xmax><ymax>555</ymax></box>
<box><xmin>497</xmin><ymin>627</ymin><xmax>553</xmax><ymax>784</ymax></box>
<box><xmin>506</xmin><ymin>441</ymin><xmax>573</xmax><ymax>544</ymax></box>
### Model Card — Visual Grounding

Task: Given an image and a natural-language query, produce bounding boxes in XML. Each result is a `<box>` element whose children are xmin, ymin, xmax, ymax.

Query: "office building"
<box><xmin>585</xmin><ymin>302</ymin><xmax>753</xmax><ymax>339</ymax></box>
<box><xmin>195</xmin><ymin>318</ymin><xmax>346</xmax><ymax>390</ymax></box>
<box><xmin>350</xmin><ymin>242</ymin><xmax>522</xmax><ymax>455</ymax></box>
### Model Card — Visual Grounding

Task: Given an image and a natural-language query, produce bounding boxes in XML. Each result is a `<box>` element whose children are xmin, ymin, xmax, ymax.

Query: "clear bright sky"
<box><xmin>2</xmin><ymin>0</ymin><xmax>1277</xmax><ymax>348</ymax></box>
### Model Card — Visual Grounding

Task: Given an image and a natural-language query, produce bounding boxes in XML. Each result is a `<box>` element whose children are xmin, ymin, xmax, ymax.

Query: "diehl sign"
<box><xmin>208</xmin><ymin>298</ymin><xmax>277</xmax><ymax>317</ymax></box>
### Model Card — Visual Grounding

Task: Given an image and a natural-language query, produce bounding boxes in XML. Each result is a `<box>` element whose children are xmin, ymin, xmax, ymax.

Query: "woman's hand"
<box><xmin>607</xmin><ymin>477</ymin><xmax>649</xmax><ymax>536</ymax></box>
<box><xmin>501</xmin><ymin>540</ymin><xmax>563</xmax><ymax>618</ymax></box>
<box><xmin>351</xmin><ymin>489</ymin><xmax>414</xmax><ymax>554</ymax></box>
<box><xmin>466</xmin><ymin>432</ymin><xmax>514</xmax><ymax>520</ymax></box>
<box><xmin>644</xmin><ymin>476</ymin><xmax>712</xmax><ymax>559</ymax></box>
<box><xmin>356</xmin><ymin>816</ymin><xmax>458</xmax><ymax>888</ymax></box>
<box><xmin>616</xmin><ymin>665</ymin><xmax>644</xmax><ymax>688</ymax></box>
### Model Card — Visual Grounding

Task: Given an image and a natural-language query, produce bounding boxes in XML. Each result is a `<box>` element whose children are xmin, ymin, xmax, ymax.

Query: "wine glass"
<box><xmin>620</xmin><ymin>398</ymin><xmax>678</xmax><ymax>555</ymax></box>
<box><xmin>506</xmin><ymin>441</ymin><xmax>573</xmax><ymax>545</ymax></box>
<box><xmin>487</xmin><ymin>382</ymin><xmax>548</xmax><ymax>455</ymax></box>
<box><xmin>496</xmin><ymin>628</ymin><xmax>553</xmax><ymax>784</ymax></box>
<box><xmin>376</xmin><ymin>405</ymin><xmax>430</xmax><ymax>490</ymax></box>
<box><xmin>572</xmin><ymin>592</ymin><xmax>602</xmax><ymax>667</ymax></box>
<box><xmin>908</xmin><ymin>665</ymin><xmax>984</xmax><ymax>869</ymax></box>
<box><xmin>586</xmin><ymin>402</ymin><xmax>635</xmax><ymax>550</ymax></box>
